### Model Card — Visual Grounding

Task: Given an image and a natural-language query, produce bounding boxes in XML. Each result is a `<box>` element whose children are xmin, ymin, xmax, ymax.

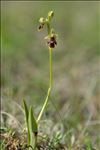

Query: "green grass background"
<box><xmin>1</xmin><ymin>1</ymin><xmax>100</xmax><ymax>147</ymax></box>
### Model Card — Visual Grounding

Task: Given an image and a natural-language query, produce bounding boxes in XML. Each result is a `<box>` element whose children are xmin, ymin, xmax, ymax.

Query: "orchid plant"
<box><xmin>23</xmin><ymin>11</ymin><xmax>57</xmax><ymax>150</ymax></box>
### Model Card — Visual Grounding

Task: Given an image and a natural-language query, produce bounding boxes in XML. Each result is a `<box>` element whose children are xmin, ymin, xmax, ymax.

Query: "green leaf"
<box><xmin>29</xmin><ymin>106</ymin><xmax>38</xmax><ymax>149</ymax></box>
<box><xmin>23</xmin><ymin>99</ymin><xmax>29</xmax><ymax>128</ymax></box>
<box><xmin>29</xmin><ymin>106</ymin><xmax>38</xmax><ymax>134</ymax></box>
<box><xmin>23</xmin><ymin>99</ymin><xmax>31</xmax><ymax>145</ymax></box>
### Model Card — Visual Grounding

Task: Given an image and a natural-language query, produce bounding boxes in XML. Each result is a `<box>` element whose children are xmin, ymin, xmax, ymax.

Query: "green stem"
<box><xmin>37</xmin><ymin>47</ymin><xmax>52</xmax><ymax>123</ymax></box>
<box><xmin>47</xmin><ymin>21</ymin><xmax>51</xmax><ymax>35</ymax></box>
<box><xmin>49</xmin><ymin>47</ymin><xmax>52</xmax><ymax>88</ymax></box>
<box><xmin>33</xmin><ymin>134</ymin><xmax>37</xmax><ymax>150</ymax></box>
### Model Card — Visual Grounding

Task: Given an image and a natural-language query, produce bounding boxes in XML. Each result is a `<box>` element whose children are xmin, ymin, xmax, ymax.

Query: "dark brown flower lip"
<box><xmin>38</xmin><ymin>23</ymin><xmax>44</xmax><ymax>31</ymax></box>
<box><xmin>47</xmin><ymin>37</ymin><xmax>57</xmax><ymax>48</ymax></box>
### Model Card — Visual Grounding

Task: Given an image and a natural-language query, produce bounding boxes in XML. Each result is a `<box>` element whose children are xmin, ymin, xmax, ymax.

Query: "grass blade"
<box><xmin>23</xmin><ymin>99</ymin><xmax>29</xmax><ymax>128</ymax></box>
<box><xmin>23</xmin><ymin>99</ymin><xmax>31</xmax><ymax>144</ymax></box>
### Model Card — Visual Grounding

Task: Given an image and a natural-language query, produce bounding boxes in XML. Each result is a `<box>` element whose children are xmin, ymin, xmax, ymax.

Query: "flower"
<box><xmin>38</xmin><ymin>17</ymin><xmax>45</xmax><ymax>31</ymax></box>
<box><xmin>38</xmin><ymin>11</ymin><xmax>57</xmax><ymax>48</ymax></box>
<box><xmin>47</xmin><ymin>35</ymin><xmax>57</xmax><ymax>48</ymax></box>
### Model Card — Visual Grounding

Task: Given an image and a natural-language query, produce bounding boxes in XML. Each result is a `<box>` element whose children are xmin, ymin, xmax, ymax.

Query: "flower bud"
<box><xmin>48</xmin><ymin>11</ymin><xmax>54</xmax><ymax>21</ymax></box>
